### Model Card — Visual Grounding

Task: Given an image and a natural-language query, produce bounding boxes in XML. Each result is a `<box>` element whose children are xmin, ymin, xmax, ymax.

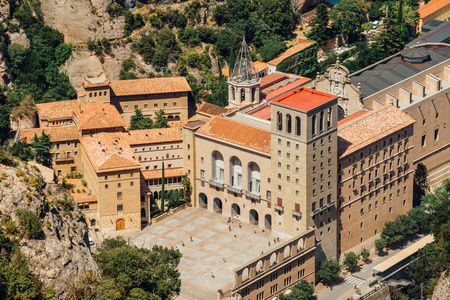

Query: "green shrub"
<box><xmin>2</xmin><ymin>214</ymin><xmax>18</xmax><ymax>235</ymax></box>
<box><xmin>76</xmin><ymin>189</ymin><xmax>80</xmax><ymax>193</ymax></box>
<box><xmin>56</xmin><ymin>197</ymin><xmax>74</xmax><ymax>212</ymax></box>
<box><xmin>45</xmin><ymin>220</ymin><xmax>51</xmax><ymax>231</ymax></box>
<box><xmin>8</xmin><ymin>23</ymin><xmax>20</xmax><ymax>33</ymax></box>
<box><xmin>15</xmin><ymin>208</ymin><xmax>42</xmax><ymax>239</ymax></box>
<box><xmin>16</xmin><ymin>170</ymin><xmax>26</xmax><ymax>178</ymax></box>
<box><xmin>28</xmin><ymin>175</ymin><xmax>42</xmax><ymax>190</ymax></box>
<box><xmin>368</xmin><ymin>278</ymin><xmax>378</xmax><ymax>287</ymax></box>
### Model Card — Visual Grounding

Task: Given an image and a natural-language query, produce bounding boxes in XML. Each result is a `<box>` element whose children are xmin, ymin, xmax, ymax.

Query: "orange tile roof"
<box><xmin>196</xmin><ymin>102</ymin><xmax>231</xmax><ymax>117</ymax></box>
<box><xmin>222</xmin><ymin>69</ymin><xmax>230</xmax><ymax>77</ymax></box>
<box><xmin>418</xmin><ymin>0</ymin><xmax>450</xmax><ymax>18</ymax></box>
<box><xmin>267</xmin><ymin>39</ymin><xmax>316</xmax><ymax>66</ymax></box>
<box><xmin>264</xmin><ymin>78</ymin><xmax>312</xmax><ymax>100</ymax></box>
<box><xmin>142</xmin><ymin>167</ymin><xmax>185</xmax><ymax>180</ymax></box>
<box><xmin>337</xmin><ymin>110</ymin><xmax>369</xmax><ymax>127</ymax></box>
<box><xmin>250</xmin><ymin>106</ymin><xmax>272</xmax><ymax>120</ymax></box>
<box><xmin>254</xmin><ymin>61</ymin><xmax>268</xmax><ymax>73</ymax></box>
<box><xmin>338</xmin><ymin>106</ymin><xmax>415</xmax><ymax>158</ymax></box>
<box><xmin>260</xmin><ymin>74</ymin><xmax>289</xmax><ymax>89</ymax></box>
<box><xmin>109</xmin><ymin>77</ymin><xmax>191</xmax><ymax>96</ymax></box>
<box><xmin>36</xmin><ymin>100</ymin><xmax>78</xmax><ymax>120</ymax></box>
<box><xmin>19</xmin><ymin>126</ymin><xmax>79</xmax><ymax>143</ymax></box>
<box><xmin>121</xmin><ymin>127</ymin><xmax>182</xmax><ymax>145</ymax></box>
<box><xmin>196</xmin><ymin>116</ymin><xmax>271</xmax><ymax>154</ymax></box>
<box><xmin>74</xmin><ymin>102</ymin><xmax>125</xmax><ymax>130</ymax></box>
<box><xmin>81</xmin><ymin>132</ymin><xmax>140</xmax><ymax>172</ymax></box>
<box><xmin>73</xmin><ymin>194</ymin><xmax>98</xmax><ymax>204</ymax></box>
<box><xmin>272</xmin><ymin>87</ymin><xmax>337</xmax><ymax>111</ymax></box>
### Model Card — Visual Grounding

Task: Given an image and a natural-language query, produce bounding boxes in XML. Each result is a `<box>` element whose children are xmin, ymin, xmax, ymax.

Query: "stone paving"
<box><xmin>130</xmin><ymin>207</ymin><xmax>280</xmax><ymax>299</ymax></box>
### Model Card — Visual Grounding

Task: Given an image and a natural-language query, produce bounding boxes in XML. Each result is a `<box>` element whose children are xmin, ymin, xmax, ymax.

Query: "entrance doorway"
<box><xmin>116</xmin><ymin>219</ymin><xmax>125</xmax><ymax>230</ymax></box>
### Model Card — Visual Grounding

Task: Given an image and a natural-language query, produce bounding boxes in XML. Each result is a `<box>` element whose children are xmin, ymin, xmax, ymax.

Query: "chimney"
<box><xmin>412</xmin><ymin>81</ymin><xmax>425</xmax><ymax>98</ymax></box>
<box><xmin>425</xmin><ymin>74</ymin><xmax>441</xmax><ymax>91</ymax></box>
<box><xmin>398</xmin><ymin>87</ymin><xmax>412</xmax><ymax>104</ymax></box>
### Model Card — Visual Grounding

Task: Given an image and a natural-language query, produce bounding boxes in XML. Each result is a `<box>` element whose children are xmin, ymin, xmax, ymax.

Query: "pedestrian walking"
<box><xmin>181</xmin><ymin>241</ymin><xmax>185</xmax><ymax>247</ymax></box>
<box><xmin>254</xmin><ymin>229</ymin><xmax>256</xmax><ymax>234</ymax></box>
<box><xmin>211</xmin><ymin>272</ymin><xmax>215</xmax><ymax>278</ymax></box>
<box><xmin>190</xmin><ymin>236</ymin><xmax>193</xmax><ymax>242</ymax></box>
<box><xmin>268</xmin><ymin>241</ymin><xmax>271</xmax><ymax>246</ymax></box>
<box><xmin>234</xmin><ymin>232</ymin><xmax>237</xmax><ymax>238</ymax></box>
<box><xmin>229</xmin><ymin>225</ymin><xmax>231</xmax><ymax>231</ymax></box>
<box><xmin>223</xmin><ymin>258</ymin><xmax>226</xmax><ymax>263</ymax></box>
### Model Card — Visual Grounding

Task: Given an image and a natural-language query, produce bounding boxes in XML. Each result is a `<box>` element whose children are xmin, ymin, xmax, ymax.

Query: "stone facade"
<box><xmin>231</xmin><ymin>229</ymin><xmax>316</xmax><ymax>300</ymax></box>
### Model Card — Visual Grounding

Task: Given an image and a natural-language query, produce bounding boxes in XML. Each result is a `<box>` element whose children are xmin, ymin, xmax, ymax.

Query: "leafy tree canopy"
<box><xmin>31</xmin><ymin>131</ymin><xmax>54</xmax><ymax>167</ymax></box>
<box><xmin>317</xmin><ymin>259</ymin><xmax>341</xmax><ymax>287</ymax></box>
<box><xmin>343</xmin><ymin>251</ymin><xmax>359</xmax><ymax>271</ymax></box>
<box><xmin>329</xmin><ymin>0</ymin><xmax>365</xmax><ymax>42</ymax></box>
<box><xmin>306</xmin><ymin>3</ymin><xmax>333</xmax><ymax>45</ymax></box>
<box><xmin>279</xmin><ymin>279</ymin><xmax>314</xmax><ymax>300</ymax></box>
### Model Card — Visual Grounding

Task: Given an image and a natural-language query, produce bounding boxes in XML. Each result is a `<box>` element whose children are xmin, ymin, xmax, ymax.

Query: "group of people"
<box><xmin>170</xmin><ymin>236</ymin><xmax>194</xmax><ymax>250</ymax></box>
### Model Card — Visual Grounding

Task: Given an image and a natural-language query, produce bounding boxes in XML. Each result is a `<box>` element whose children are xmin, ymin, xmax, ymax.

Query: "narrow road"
<box><xmin>316</xmin><ymin>236</ymin><xmax>425</xmax><ymax>300</ymax></box>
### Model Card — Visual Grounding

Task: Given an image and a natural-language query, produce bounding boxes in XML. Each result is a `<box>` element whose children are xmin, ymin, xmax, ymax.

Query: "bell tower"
<box><xmin>228</xmin><ymin>37</ymin><xmax>261</xmax><ymax>106</ymax></box>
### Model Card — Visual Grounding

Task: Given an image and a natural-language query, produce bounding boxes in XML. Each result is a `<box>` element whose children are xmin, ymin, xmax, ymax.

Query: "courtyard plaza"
<box><xmin>109</xmin><ymin>207</ymin><xmax>284</xmax><ymax>299</ymax></box>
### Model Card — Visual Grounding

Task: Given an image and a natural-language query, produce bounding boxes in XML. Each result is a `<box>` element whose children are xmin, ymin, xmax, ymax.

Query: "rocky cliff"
<box><xmin>0</xmin><ymin>161</ymin><xmax>99</xmax><ymax>298</ymax></box>
<box><xmin>41</xmin><ymin>0</ymin><xmax>125</xmax><ymax>44</ymax></box>
<box><xmin>432</xmin><ymin>272</ymin><xmax>450</xmax><ymax>300</ymax></box>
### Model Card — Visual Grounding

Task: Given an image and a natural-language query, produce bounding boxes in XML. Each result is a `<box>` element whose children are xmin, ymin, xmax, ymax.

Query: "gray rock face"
<box><xmin>9</xmin><ymin>29</ymin><xmax>30</xmax><ymax>48</ymax></box>
<box><xmin>41</xmin><ymin>0</ymin><xmax>125</xmax><ymax>44</ymax></box>
<box><xmin>0</xmin><ymin>0</ymin><xmax>11</xmax><ymax>21</ymax></box>
<box><xmin>0</xmin><ymin>162</ymin><xmax>99</xmax><ymax>299</ymax></box>
<box><xmin>432</xmin><ymin>272</ymin><xmax>450</xmax><ymax>300</ymax></box>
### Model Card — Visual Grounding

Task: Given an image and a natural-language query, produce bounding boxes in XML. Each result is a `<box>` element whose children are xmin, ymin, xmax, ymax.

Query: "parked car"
<box><xmin>372</xmin><ymin>20</ymin><xmax>380</xmax><ymax>29</ymax></box>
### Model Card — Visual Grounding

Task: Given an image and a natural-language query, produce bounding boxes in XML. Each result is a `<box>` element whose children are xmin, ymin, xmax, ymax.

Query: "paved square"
<box><xmin>129</xmin><ymin>207</ymin><xmax>281</xmax><ymax>299</ymax></box>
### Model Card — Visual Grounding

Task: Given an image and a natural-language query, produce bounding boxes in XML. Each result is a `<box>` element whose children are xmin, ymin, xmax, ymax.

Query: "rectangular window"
<box><xmin>117</xmin><ymin>204</ymin><xmax>123</xmax><ymax>212</ymax></box>
<box><xmin>422</xmin><ymin>135</ymin><xmax>426</xmax><ymax>147</ymax></box>
<box><xmin>130</xmin><ymin>181</ymin><xmax>134</xmax><ymax>186</ymax></box>
<box><xmin>164</xmin><ymin>102</ymin><xmax>168</xmax><ymax>107</ymax></box>
<box><xmin>118</xmin><ymin>183</ymin><xmax>121</xmax><ymax>188</ymax></box>
<box><xmin>267</xmin><ymin>191</ymin><xmax>271</xmax><ymax>200</ymax></box>
<box><xmin>434</xmin><ymin>129</ymin><xmax>439</xmax><ymax>141</ymax></box>
<box><xmin>144</xmin><ymin>103</ymin><xmax>148</xmax><ymax>108</ymax></box>
<box><xmin>173</xmin><ymin>101</ymin><xmax>177</xmax><ymax>106</ymax></box>
<box><xmin>200</xmin><ymin>169</ymin><xmax>205</xmax><ymax>179</ymax></box>
<box><xmin>117</xmin><ymin>192</ymin><xmax>122</xmax><ymax>199</ymax></box>
<box><xmin>124</xmin><ymin>104</ymin><xmax>128</xmax><ymax>110</ymax></box>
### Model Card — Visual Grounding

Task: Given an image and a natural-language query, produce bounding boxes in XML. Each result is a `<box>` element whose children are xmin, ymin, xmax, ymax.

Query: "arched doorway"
<box><xmin>231</xmin><ymin>203</ymin><xmax>241</xmax><ymax>217</ymax></box>
<box><xmin>338</xmin><ymin>105</ymin><xmax>345</xmax><ymax>120</ymax></box>
<box><xmin>249</xmin><ymin>209</ymin><xmax>259</xmax><ymax>225</ymax></box>
<box><xmin>116</xmin><ymin>219</ymin><xmax>125</xmax><ymax>230</ymax></box>
<box><xmin>199</xmin><ymin>193</ymin><xmax>207</xmax><ymax>208</ymax></box>
<box><xmin>90</xmin><ymin>219</ymin><xmax>96</xmax><ymax>227</ymax></box>
<box><xmin>265</xmin><ymin>214</ymin><xmax>272</xmax><ymax>229</ymax></box>
<box><xmin>213</xmin><ymin>198</ymin><xmax>222</xmax><ymax>213</ymax></box>
<box><xmin>153</xmin><ymin>191</ymin><xmax>159</xmax><ymax>200</ymax></box>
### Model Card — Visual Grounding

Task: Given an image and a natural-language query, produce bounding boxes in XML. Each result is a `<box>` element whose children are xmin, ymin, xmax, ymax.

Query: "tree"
<box><xmin>10</xmin><ymin>142</ymin><xmax>34</xmax><ymax>161</ymax></box>
<box><xmin>306</xmin><ymin>3</ymin><xmax>332</xmax><ymax>45</ymax></box>
<box><xmin>343</xmin><ymin>251</ymin><xmax>359</xmax><ymax>271</ymax></box>
<box><xmin>374</xmin><ymin>238</ymin><xmax>387</xmax><ymax>254</ymax></box>
<box><xmin>329</xmin><ymin>0</ymin><xmax>365</xmax><ymax>42</ymax></box>
<box><xmin>129</xmin><ymin>109</ymin><xmax>153</xmax><ymax>130</ymax></box>
<box><xmin>373</xmin><ymin>18</ymin><xmax>407</xmax><ymax>56</ymax></box>
<box><xmin>413</xmin><ymin>163</ymin><xmax>428</xmax><ymax>206</ymax></box>
<box><xmin>360</xmin><ymin>248</ymin><xmax>370</xmax><ymax>262</ymax></box>
<box><xmin>317</xmin><ymin>259</ymin><xmax>341</xmax><ymax>288</ymax></box>
<box><xmin>257</xmin><ymin>39</ymin><xmax>287</xmax><ymax>62</ymax></box>
<box><xmin>15</xmin><ymin>209</ymin><xmax>42</xmax><ymax>239</ymax></box>
<box><xmin>153</xmin><ymin>109</ymin><xmax>168</xmax><ymax>129</ymax></box>
<box><xmin>31</xmin><ymin>131</ymin><xmax>54</xmax><ymax>167</ymax></box>
<box><xmin>181</xmin><ymin>174</ymin><xmax>192</xmax><ymax>203</ymax></box>
<box><xmin>422</xmin><ymin>179</ymin><xmax>450</xmax><ymax>242</ymax></box>
<box><xmin>95</xmin><ymin>237</ymin><xmax>182</xmax><ymax>299</ymax></box>
<box><xmin>278</xmin><ymin>279</ymin><xmax>314</xmax><ymax>300</ymax></box>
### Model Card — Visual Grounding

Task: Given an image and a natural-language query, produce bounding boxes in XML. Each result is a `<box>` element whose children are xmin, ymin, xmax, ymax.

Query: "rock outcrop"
<box><xmin>41</xmin><ymin>0</ymin><xmax>125</xmax><ymax>44</ymax></box>
<box><xmin>432</xmin><ymin>272</ymin><xmax>450</xmax><ymax>300</ymax></box>
<box><xmin>0</xmin><ymin>161</ymin><xmax>99</xmax><ymax>298</ymax></box>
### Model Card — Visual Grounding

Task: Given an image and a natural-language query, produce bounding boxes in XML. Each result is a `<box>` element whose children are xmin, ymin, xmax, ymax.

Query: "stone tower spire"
<box><xmin>228</xmin><ymin>37</ymin><xmax>261</xmax><ymax>106</ymax></box>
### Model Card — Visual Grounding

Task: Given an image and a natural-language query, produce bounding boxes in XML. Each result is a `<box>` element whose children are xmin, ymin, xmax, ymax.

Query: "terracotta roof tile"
<box><xmin>73</xmin><ymin>194</ymin><xmax>98</xmax><ymax>204</ymax></box>
<box><xmin>222</xmin><ymin>69</ymin><xmax>230</xmax><ymax>77</ymax></box>
<box><xmin>74</xmin><ymin>102</ymin><xmax>125</xmax><ymax>130</ymax></box>
<box><xmin>264</xmin><ymin>78</ymin><xmax>312</xmax><ymax>100</ymax></box>
<box><xmin>272</xmin><ymin>87</ymin><xmax>336</xmax><ymax>111</ymax></box>
<box><xmin>418</xmin><ymin>0</ymin><xmax>450</xmax><ymax>18</ymax></box>
<box><xmin>260</xmin><ymin>74</ymin><xmax>289</xmax><ymax>90</ymax></box>
<box><xmin>338</xmin><ymin>106</ymin><xmax>415</xmax><ymax>158</ymax></box>
<box><xmin>253</xmin><ymin>61</ymin><xmax>268</xmax><ymax>73</ymax></box>
<box><xmin>36</xmin><ymin>100</ymin><xmax>78</xmax><ymax>120</ymax></box>
<box><xmin>196</xmin><ymin>116</ymin><xmax>271</xmax><ymax>154</ymax></box>
<box><xmin>142</xmin><ymin>167</ymin><xmax>185</xmax><ymax>180</ymax></box>
<box><xmin>337</xmin><ymin>110</ymin><xmax>369</xmax><ymax>127</ymax></box>
<box><xmin>109</xmin><ymin>77</ymin><xmax>191</xmax><ymax>96</ymax></box>
<box><xmin>267</xmin><ymin>39</ymin><xmax>316</xmax><ymax>66</ymax></box>
<box><xmin>196</xmin><ymin>102</ymin><xmax>231</xmax><ymax>117</ymax></box>
<box><xmin>121</xmin><ymin>128</ymin><xmax>182</xmax><ymax>145</ymax></box>
<box><xmin>249</xmin><ymin>106</ymin><xmax>272</xmax><ymax>120</ymax></box>
<box><xmin>19</xmin><ymin>126</ymin><xmax>79</xmax><ymax>143</ymax></box>
<box><xmin>81</xmin><ymin>133</ymin><xmax>140</xmax><ymax>172</ymax></box>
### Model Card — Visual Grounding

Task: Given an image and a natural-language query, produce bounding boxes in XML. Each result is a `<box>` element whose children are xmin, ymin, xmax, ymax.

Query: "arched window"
<box><xmin>211</xmin><ymin>151</ymin><xmax>224</xmax><ymax>182</ymax></box>
<box><xmin>327</xmin><ymin>107</ymin><xmax>332</xmax><ymax>128</ymax></box>
<box><xmin>247</xmin><ymin>162</ymin><xmax>261</xmax><ymax>193</ymax></box>
<box><xmin>312</xmin><ymin>115</ymin><xmax>316</xmax><ymax>135</ymax></box>
<box><xmin>286</xmin><ymin>114</ymin><xmax>292</xmax><ymax>133</ymax></box>
<box><xmin>229</xmin><ymin>156</ymin><xmax>242</xmax><ymax>188</ymax></box>
<box><xmin>295</xmin><ymin>116</ymin><xmax>301</xmax><ymax>136</ymax></box>
<box><xmin>277</xmin><ymin>112</ymin><xmax>283</xmax><ymax>131</ymax></box>
<box><xmin>320</xmin><ymin>111</ymin><xmax>324</xmax><ymax>132</ymax></box>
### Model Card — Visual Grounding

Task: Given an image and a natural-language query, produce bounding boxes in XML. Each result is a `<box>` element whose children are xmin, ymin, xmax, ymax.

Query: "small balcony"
<box><xmin>274</xmin><ymin>205</ymin><xmax>284</xmax><ymax>212</ymax></box>
<box><xmin>208</xmin><ymin>180</ymin><xmax>224</xmax><ymax>189</ymax></box>
<box><xmin>244</xmin><ymin>190</ymin><xmax>261</xmax><ymax>200</ymax></box>
<box><xmin>225</xmin><ymin>184</ymin><xmax>242</xmax><ymax>194</ymax></box>
<box><xmin>311</xmin><ymin>208</ymin><xmax>320</xmax><ymax>217</ymax></box>
<box><xmin>291</xmin><ymin>210</ymin><xmax>302</xmax><ymax>217</ymax></box>
<box><xmin>55</xmin><ymin>156</ymin><xmax>74</xmax><ymax>163</ymax></box>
